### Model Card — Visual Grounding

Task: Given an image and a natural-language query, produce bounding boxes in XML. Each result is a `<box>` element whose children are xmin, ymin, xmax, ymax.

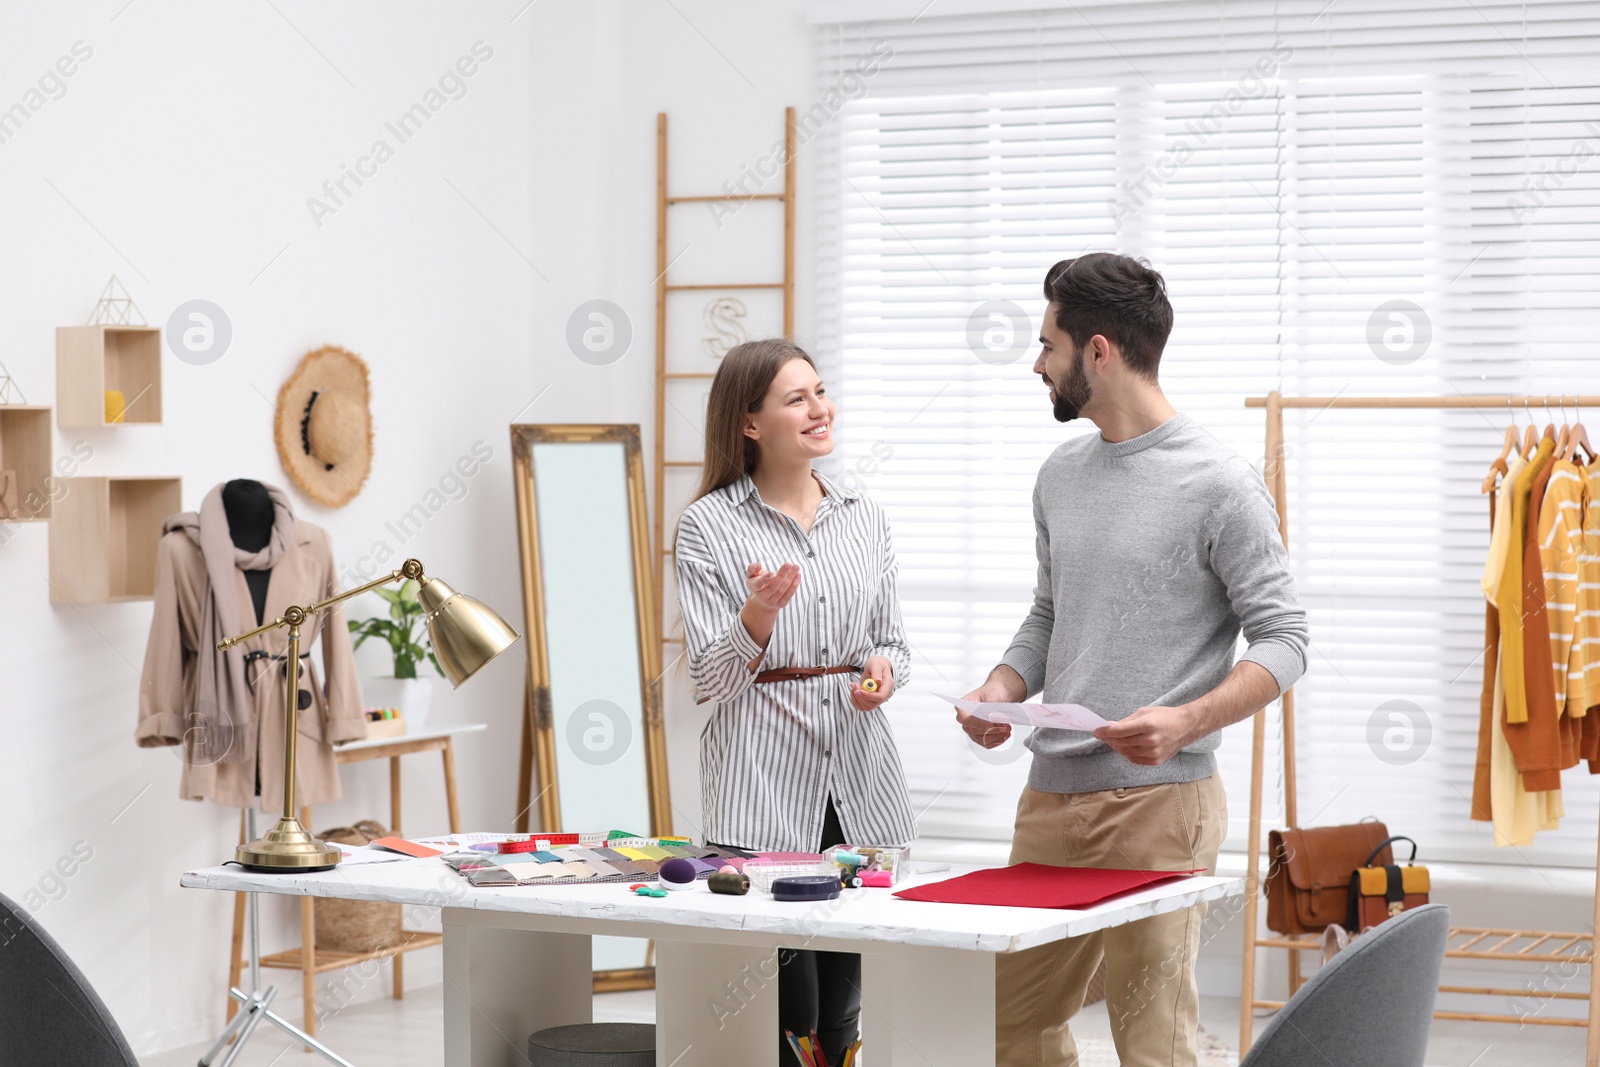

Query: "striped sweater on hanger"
<box><xmin>1540</xmin><ymin>459</ymin><xmax>1591</xmax><ymax>717</ymax></box>
<box><xmin>1585</xmin><ymin>467</ymin><xmax>1600</xmax><ymax>714</ymax></box>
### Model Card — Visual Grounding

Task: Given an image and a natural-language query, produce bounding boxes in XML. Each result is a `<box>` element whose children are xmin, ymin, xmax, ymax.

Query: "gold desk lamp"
<box><xmin>218</xmin><ymin>558</ymin><xmax>519</xmax><ymax>871</ymax></box>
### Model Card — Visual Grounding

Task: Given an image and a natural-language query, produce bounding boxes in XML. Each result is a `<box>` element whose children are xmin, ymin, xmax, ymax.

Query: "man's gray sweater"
<box><xmin>1000</xmin><ymin>413</ymin><xmax>1309</xmax><ymax>794</ymax></box>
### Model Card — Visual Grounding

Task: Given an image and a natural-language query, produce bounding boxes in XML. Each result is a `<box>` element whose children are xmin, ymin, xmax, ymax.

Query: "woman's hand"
<box><xmin>744</xmin><ymin>561</ymin><xmax>801</xmax><ymax>612</ymax></box>
<box><xmin>850</xmin><ymin>656</ymin><xmax>894</xmax><ymax>711</ymax></box>
<box><xmin>740</xmin><ymin>562</ymin><xmax>800</xmax><ymax>659</ymax></box>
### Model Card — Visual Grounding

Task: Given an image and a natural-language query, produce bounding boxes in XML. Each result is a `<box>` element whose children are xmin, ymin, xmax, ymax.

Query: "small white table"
<box><xmin>182</xmin><ymin>853</ymin><xmax>1242</xmax><ymax>1067</ymax></box>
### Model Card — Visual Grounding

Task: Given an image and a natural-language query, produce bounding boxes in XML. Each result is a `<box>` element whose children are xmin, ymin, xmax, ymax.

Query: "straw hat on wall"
<box><xmin>274</xmin><ymin>346</ymin><xmax>372</xmax><ymax>508</ymax></box>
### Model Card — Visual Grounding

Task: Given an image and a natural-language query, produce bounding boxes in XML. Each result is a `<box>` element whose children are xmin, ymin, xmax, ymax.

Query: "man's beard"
<box><xmin>1050</xmin><ymin>344</ymin><xmax>1092</xmax><ymax>423</ymax></box>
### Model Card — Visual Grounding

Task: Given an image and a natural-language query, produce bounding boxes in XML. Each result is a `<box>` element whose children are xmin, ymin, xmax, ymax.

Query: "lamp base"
<box><xmin>236</xmin><ymin>815</ymin><xmax>341</xmax><ymax>872</ymax></box>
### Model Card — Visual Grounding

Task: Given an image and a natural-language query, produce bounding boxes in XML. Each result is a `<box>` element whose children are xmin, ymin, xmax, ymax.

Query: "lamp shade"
<box><xmin>416</xmin><ymin>575</ymin><xmax>520</xmax><ymax>688</ymax></box>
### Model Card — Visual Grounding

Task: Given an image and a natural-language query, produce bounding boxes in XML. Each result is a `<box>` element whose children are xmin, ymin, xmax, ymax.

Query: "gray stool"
<box><xmin>529</xmin><ymin>1023</ymin><xmax>656</xmax><ymax>1066</ymax></box>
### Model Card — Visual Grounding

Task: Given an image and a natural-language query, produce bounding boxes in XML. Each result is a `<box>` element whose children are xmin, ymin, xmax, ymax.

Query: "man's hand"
<box><xmin>957</xmin><ymin>664</ymin><xmax>1025</xmax><ymax>749</ymax></box>
<box><xmin>1094</xmin><ymin>704</ymin><xmax>1199</xmax><ymax>766</ymax></box>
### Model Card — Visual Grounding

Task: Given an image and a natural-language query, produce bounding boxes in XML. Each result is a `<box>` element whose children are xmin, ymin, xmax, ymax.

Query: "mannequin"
<box><xmin>138</xmin><ymin>479</ymin><xmax>367</xmax><ymax>809</ymax></box>
<box><xmin>222</xmin><ymin>479</ymin><xmax>273</xmax><ymax>625</ymax></box>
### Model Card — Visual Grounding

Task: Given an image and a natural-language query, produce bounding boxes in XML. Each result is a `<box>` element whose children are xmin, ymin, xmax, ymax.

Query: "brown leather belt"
<box><xmin>696</xmin><ymin>664</ymin><xmax>862</xmax><ymax>704</ymax></box>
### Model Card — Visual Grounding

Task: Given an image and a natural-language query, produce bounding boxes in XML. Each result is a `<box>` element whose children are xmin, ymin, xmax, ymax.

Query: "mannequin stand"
<box><xmin>198</xmin><ymin>807</ymin><xmax>355</xmax><ymax>1067</ymax></box>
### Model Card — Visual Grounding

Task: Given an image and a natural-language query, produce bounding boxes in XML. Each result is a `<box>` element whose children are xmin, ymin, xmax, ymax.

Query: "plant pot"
<box><xmin>362</xmin><ymin>675</ymin><xmax>435</xmax><ymax>732</ymax></box>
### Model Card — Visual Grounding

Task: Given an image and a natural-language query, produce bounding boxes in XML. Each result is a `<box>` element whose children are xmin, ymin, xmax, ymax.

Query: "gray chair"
<box><xmin>0</xmin><ymin>890</ymin><xmax>139</xmax><ymax>1066</ymax></box>
<box><xmin>1243</xmin><ymin>902</ymin><xmax>1449</xmax><ymax>1067</ymax></box>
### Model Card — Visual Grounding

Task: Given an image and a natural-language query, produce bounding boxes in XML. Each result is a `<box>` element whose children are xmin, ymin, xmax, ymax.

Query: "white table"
<box><xmin>182</xmin><ymin>853</ymin><xmax>1242</xmax><ymax>1067</ymax></box>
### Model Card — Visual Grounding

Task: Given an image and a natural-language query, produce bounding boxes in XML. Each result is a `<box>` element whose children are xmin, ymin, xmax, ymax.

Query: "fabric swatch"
<box><xmin>892</xmin><ymin>863</ymin><xmax>1200</xmax><ymax>910</ymax></box>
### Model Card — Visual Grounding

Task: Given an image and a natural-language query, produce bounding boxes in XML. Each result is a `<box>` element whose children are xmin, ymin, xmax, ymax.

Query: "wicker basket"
<box><xmin>314</xmin><ymin>820</ymin><xmax>405</xmax><ymax>954</ymax></box>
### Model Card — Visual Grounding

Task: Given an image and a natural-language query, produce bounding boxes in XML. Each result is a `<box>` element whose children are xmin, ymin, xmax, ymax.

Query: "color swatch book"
<box><xmin>441</xmin><ymin>836</ymin><xmax>747</xmax><ymax>887</ymax></box>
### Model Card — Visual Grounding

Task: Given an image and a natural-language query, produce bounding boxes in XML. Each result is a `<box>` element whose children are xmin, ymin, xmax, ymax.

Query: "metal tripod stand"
<box><xmin>197</xmin><ymin>808</ymin><xmax>355</xmax><ymax>1067</ymax></box>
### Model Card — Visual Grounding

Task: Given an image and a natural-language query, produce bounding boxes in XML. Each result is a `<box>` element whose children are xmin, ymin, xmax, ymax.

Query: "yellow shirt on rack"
<box><xmin>1500</xmin><ymin>437</ymin><xmax>1557</xmax><ymax>725</ymax></box>
<box><xmin>1482</xmin><ymin>453</ymin><xmax>1524</xmax><ymax>608</ymax></box>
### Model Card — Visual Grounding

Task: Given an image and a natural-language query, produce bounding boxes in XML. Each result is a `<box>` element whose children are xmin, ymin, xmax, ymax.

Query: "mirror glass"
<box><xmin>532</xmin><ymin>440</ymin><xmax>652</xmax><ymax>832</ymax></box>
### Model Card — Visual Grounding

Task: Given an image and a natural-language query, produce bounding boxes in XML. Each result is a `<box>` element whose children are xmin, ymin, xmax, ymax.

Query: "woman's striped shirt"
<box><xmin>674</xmin><ymin>470</ymin><xmax>917</xmax><ymax>852</ymax></box>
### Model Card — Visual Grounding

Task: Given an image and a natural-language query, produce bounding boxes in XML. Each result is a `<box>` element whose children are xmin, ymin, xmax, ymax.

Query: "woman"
<box><xmin>675</xmin><ymin>338</ymin><xmax>916</xmax><ymax>1065</ymax></box>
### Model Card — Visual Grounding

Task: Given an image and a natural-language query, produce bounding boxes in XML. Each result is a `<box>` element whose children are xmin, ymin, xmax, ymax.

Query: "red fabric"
<box><xmin>892</xmin><ymin>863</ymin><xmax>1201</xmax><ymax>910</ymax></box>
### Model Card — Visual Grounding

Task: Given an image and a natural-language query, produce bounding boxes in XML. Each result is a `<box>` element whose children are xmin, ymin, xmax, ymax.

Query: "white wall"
<box><xmin>0</xmin><ymin>0</ymin><xmax>814</xmax><ymax>1054</ymax></box>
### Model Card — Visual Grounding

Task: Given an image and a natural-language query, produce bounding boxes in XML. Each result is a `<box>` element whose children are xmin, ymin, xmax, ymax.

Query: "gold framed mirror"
<box><xmin>510</xmin><ymin>423</ymin><xmax>671</xmax><ymax>991</ymax></box>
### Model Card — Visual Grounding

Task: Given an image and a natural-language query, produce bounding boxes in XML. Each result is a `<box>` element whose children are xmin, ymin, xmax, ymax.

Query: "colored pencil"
<box><xmin>785</xmin><ymin>1030</ymin><xmax>812</xmax><ymax>1066</ymax></box>
<box><xmin>811</xmin><ymin>1029</ymin><xmax>829</xmax><ymax>1067</ymax></box>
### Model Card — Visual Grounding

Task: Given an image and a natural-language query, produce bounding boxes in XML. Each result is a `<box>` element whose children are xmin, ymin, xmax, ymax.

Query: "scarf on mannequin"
<box><xmin>164</xmin><ymin>482</ymin><xmax>296</xmax><ymax>767</ymax></box>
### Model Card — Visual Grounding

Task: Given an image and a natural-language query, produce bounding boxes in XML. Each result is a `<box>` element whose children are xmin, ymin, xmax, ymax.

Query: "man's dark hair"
<box><xmin>1042</xmin><ymin>253</ymin><xmax>1173</xmax><ymax>380</ymax></box>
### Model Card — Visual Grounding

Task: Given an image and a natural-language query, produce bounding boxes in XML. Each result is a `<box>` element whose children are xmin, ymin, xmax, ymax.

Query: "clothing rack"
<box><xmin>1238</xmin><ymin>392</ymin><xmax>1600</xmax><ymax>1064</ymax></box>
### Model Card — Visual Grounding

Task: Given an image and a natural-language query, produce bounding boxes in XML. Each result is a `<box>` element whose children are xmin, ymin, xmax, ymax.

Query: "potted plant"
<box><xmin>348</xmin><ymin>579</ymin><xmax>442</xmax><ymax>730</ymax></box>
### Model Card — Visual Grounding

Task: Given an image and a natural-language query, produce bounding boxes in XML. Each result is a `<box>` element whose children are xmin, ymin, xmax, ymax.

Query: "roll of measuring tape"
<box><xmin>496</xmin><ymin>838</ymin><xmax>541</xmax><ymax>854</ymax></box>
<box><xmin>772</xmin><ymin>874</ymin><xmax>842</xmax><ymax>902</ymax></box>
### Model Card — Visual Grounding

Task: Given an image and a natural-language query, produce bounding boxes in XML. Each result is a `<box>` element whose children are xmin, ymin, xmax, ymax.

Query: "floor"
<box><xmin>140</xmin><ymin>985</ymin><xmax>1593</xmax><ymax>1065</ymax></box>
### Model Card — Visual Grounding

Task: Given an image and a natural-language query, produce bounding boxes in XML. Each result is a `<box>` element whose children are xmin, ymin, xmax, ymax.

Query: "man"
<box><xmin>960</xmin><ymin>253</ymin><xmax>1308</xmax><ymax>1067</ymax></box>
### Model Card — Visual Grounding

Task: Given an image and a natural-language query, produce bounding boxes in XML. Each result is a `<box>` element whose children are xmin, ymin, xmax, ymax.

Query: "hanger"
<box><xmin>1554</xmin><ymin>394</ymin><xmax>1571</xmax><ymax>458</ymax></box>
<box><xmin>1564</xmin><ymin>394</ymin><xmax>1593</xmax><ymax>465</ymax></box>
<box><xmin>1482</xmin><ymin>395</ymin><xmax>1517</xmax><ymax>493</ymax></box>
<box><xmin>1522</xmin><ymin>395</ymin><xmax>1540</xmax><ymax>458</ymax></box>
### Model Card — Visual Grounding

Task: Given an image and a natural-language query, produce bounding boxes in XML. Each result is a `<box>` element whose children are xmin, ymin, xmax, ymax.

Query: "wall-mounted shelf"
<box><xmin>0</xmin><ymin>406</ymin><xmax>52</xmax><ymax>521</ymax></box>
<box><xmin>49</xmin><ymin>477</ymin><xmax>181</xmax><ymax>603</ymax></box>
<box><xmin>57</xmin><ymin>325</ymin><xmax>162</xmax><ymax>427</ymax></box>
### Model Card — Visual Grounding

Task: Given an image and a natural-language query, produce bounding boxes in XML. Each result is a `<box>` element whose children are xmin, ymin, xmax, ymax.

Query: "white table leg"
<box><xmin>655</xmin><ymin>940</ymin><xmax>780</xmax><ymax>1066</ymax></box>
<box><xmin>442</xmin><ymin>911</ymin><xmax>592</xmax><ymax>1067</ymax></box>
<box><xmin>861</xmin><ymin>945</ymin><xmax>995</xmax><ymax>1067</ymax></box>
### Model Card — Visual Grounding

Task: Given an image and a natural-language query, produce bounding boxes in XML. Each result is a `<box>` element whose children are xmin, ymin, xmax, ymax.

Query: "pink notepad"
<box><xmin>893</xmin><ymin>863</ymin><xmax>1201</xmax><ymax>910</ymax></box>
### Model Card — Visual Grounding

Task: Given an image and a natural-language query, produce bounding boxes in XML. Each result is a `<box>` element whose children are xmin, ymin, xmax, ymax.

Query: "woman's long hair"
<box><xmin>692</xmin><ymin>338</ymin><xmax>816</xmax><ymax>504</ymax></box>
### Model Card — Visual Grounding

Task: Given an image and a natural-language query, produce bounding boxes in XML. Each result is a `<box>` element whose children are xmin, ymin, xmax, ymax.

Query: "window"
<box><xmin>812</xmin><ymin>1</ymin><xmax>1600</xmax><ymax>865</ymax></box>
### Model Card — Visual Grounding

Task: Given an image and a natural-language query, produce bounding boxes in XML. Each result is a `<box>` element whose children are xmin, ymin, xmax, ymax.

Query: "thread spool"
<box><xmin>861</xmin><ymin>677</ymin><xmax>879</xmax><ymax>693</ymax></box>
<box><xmin>708</xmin><ymin>870</ymin><xmax>751</xmax><ymax>896</ymax></box>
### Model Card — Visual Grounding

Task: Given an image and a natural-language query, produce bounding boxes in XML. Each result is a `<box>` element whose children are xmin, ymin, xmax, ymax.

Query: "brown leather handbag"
<box><xmin>1265</xmin><ymin>820</ymin><xmax>1394</xmax><ymax>935</ymax></box>
<box><xmin>1347</xmin><ymin>835</ymin><xmax>1430</xmax><ymax>933</ymax></box>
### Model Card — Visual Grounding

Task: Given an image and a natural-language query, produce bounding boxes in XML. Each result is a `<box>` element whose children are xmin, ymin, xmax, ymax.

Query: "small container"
<box><xmin>824</xmin><ymin>844</ymin><xmax>910</xmax><ymax>885</ymax></box>
<box><xmin>744</xmin><ymin>861</ymin><xmax>840</xmax><ymax>893</ymax></box>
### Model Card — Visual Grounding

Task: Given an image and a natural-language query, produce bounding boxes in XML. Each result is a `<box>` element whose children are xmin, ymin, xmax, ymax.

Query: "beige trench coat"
<box><xmin>137</xmin><ymin>519</ymin><xmax>367</xmax><ymax>810</ymax></box>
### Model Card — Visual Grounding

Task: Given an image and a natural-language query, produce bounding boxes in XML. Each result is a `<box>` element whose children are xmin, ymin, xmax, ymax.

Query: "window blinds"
<box><xmin>811</xmin><ymin>1</ymin><xmax>1600</xmax><ymax>865</ymax></box>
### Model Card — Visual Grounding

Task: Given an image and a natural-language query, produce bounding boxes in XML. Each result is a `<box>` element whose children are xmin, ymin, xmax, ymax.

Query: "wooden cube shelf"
<box><xmin>0</xmin><ymin>406</ymin><xmax>52</xmax><ymax>522</ymax></box>
<box><xmin>49</xmin><ymin>477</ymin><xmax>181</xmax><ymax>603</ymax></box>
<box><xmin>57</xmin><ymin>325</ymin><xmax>163</xmax><ymax>427</ymax></box>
